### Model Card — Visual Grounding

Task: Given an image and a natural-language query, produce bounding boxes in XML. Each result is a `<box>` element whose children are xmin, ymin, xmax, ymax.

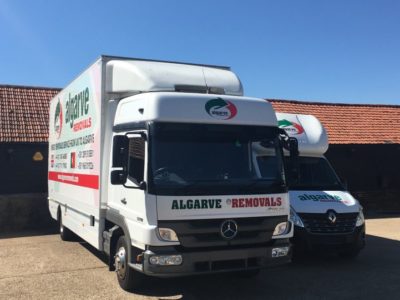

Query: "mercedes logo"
<box><xmin>327</xmin><ymin>211</ymin><xmax>337</xmax><ymax>224</ymax></box>
<box><xmin>220</xmin><ymin>219</ymin><xmax>238</xmax><ymax>240</ymax></box>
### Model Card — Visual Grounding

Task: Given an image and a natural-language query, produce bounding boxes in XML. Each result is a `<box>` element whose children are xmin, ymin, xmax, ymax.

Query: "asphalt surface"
<box><xmin>0</xmin><ymin>217</ymin><xmax>399</xmax><ymax>300</ymax></box>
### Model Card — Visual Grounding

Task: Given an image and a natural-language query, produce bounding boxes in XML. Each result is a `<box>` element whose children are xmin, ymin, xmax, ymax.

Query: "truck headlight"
<box><xmin>290</xmin><ymin>208</ymin><xmax>304</xmax><ymax>228</ymax></box>
<box><xmin>356</xmin><ymin>210</ymin><xmax>365</xmax><ymax>227</ymax></box>
<box><xmin>273</xmin><ymin>222</ymin><xmax>288</xmax><ymax>236</ymax></box>
<box><xmin>158</xmin><ymin>228</ymin><xmax>179</xmax><ymax>242</ymax></box>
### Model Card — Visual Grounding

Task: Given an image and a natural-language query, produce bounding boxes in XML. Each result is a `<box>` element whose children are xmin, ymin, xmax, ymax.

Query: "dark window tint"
<box><xmin>257</xmin><ymin>153</ymin><xmax>280</xmax><ymax>180</ymax></box>
<box><xmin>149</xmin><ymin>122</ymin><xmax>285</xmax><ymax>196</ymax></box>
<box><xmin>128</xmin><ymin>138</ymin><xmax>145</xmax><ymax>184</ymax></box>
<box><xmin>285</xmin><ymin>157</ymin><xmax>343</xmax><ymax>190</ymax></box>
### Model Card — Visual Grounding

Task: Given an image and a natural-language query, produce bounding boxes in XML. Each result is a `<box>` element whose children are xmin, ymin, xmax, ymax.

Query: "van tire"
<box><xmin>115</xmin><ymin>235</ymin><xmax>143</xmax><ymax>291</ymax></box>
<box><xmin>59</xmin><ymin>212</ymin><xmax>75</xmax><ymax>241</ymax></box>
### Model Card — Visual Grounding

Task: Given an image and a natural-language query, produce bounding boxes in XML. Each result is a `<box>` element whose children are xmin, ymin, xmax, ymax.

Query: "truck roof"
<box><xmin>104</xmin><ymin>56</ymin><xmax>243</xmax><ymax>97</ymax></box>
<box><xmin>276</xmin><ymin>112</ymin><xmax>328</xmax><ymax>155</ymax></box>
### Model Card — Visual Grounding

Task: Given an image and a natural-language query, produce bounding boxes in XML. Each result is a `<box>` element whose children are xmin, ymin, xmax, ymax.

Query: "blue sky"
<box><xmin>0</xmin><ymin>0</ymin><xmax>399</xmax><ymax>104</ymax></box>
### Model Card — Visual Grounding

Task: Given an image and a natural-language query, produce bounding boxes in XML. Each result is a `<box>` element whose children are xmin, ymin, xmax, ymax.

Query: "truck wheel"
<box><xmin>115</xmin><ymin>235</ymin><xmax>143</xmax><ymax>291</ymax></box>
<box><xmin>59</xmin><ymin>213</ymin><xmax>74</xmax><ymax>241</ymax></box>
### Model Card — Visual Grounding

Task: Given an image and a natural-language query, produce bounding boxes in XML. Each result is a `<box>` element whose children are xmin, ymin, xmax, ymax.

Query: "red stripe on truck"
<box><xmin>48</xmin><ymin>171</ymin><xmax>99</xmax><ymax>189</ymax></box>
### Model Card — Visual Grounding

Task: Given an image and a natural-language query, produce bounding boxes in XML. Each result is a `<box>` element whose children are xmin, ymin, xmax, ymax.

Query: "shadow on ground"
<box><xmin>365</xmin><ymin>212</ymin><xmax>400</xmax><ymax>219</ymax></box>
<box><xmin>0</xmin><ymin>220</ymin><xmax>58</xmax><ymax>239</ymax></box>
<box><xmin>76</xmin><ymin>233</ymin><xmax>400</xmax><ymax>300</ymax></box>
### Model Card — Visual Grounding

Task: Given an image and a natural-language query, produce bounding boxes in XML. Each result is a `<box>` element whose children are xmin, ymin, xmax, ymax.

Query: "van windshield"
<box><xmin>149</xmin><ymin>122</ymin><xmax>286</xmax><ymax>196</ymax></box>
<box><xmin>282</xmin><ymin>156</ymin><xmax>344</xmax><ymax>191</ymax></box>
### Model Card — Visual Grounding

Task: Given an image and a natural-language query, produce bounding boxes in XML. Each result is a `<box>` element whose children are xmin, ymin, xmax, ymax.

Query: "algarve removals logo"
<box><xmin>54</xmin><ymin>99</ymin><xmax>63</xmax><ymax>139</ymax></box>
<box><xmin>278</xmin><ymin>119</ymin><xmax>304</xmax><ymax>135</ymax></box>
<box><xmin>205</xmin><ymin>98</ymin><xmax>237</xmax><ymax>120</ymax></box>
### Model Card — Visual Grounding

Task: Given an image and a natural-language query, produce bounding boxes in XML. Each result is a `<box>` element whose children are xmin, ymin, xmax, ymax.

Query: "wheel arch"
<box><xmin>104</xmin><ymin>209</ymin><xmax>133</xmax><ymax>270</ymax></box>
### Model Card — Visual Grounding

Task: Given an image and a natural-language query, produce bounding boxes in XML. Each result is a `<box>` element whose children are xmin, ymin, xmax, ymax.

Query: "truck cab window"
<box><xmin>128</xmin><ymin>137</ymin><xmax>145</xmax><ymax>184</ymax></box>
<box><xmin>257</xmin><ymin>153</ymin><xmax>280</xmax><ymax>179</ymax></box>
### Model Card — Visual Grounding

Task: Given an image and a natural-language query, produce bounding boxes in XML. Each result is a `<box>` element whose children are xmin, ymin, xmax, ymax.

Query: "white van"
<box><xmin>256</xmin><ymin>113</ymin><xmax>365</xmax><ymax>258</ymax></box>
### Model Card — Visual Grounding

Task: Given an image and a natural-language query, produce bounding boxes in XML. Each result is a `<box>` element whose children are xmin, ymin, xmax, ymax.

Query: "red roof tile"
<box><xmin>0</xmin><ymin>85</ymin><xmax>60</xmax><ymax>142</ymax></box>
<box><xmin>269</xmin><ymin>99</ymin><xmax>400</xmax><ymax>144</ymax></box>
<box><xmin>1</xmin><ymin>85</ymin><xmax>399</xmax><ymax>144</ymax></box>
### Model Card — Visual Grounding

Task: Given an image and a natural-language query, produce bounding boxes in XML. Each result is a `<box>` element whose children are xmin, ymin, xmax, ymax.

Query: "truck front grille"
<box><xmin>298</xmin><ymin>212</ymin><xmax>358</xmax><ymax>234</ymax></box>
<box><xmin>158</xmin><ymin>216</ymin><xmax>287</xmax><ymax>248</ymax></box>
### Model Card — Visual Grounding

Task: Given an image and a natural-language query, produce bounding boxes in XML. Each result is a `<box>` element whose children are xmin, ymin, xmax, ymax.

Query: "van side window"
<box><xmin>128</xmin><ymin>137</ymin><xmax>145</xmax><ymax>184</ymax></box>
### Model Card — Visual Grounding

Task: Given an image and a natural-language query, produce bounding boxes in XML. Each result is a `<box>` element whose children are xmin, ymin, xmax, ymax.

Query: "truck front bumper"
<box><xmin>138</xmin><ymin>239</ymin><xmax>291</xmax><ymax>277</ymax></box>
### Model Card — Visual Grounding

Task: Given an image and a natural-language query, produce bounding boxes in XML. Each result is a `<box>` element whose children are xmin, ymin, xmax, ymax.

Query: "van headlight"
<box><xmin>356</xmin><ymin>209</ymin><xmax>365</xmax><ymax>227</ymax></box>
<box><xmin>158</xmin><ymin>228</ymin><xmax>179</xmax><ymax>242</ymax></box>
<box><xmin>290</xmin><ymin>207</ymin><xmax>304</xmax><ymax>228</ymax></box>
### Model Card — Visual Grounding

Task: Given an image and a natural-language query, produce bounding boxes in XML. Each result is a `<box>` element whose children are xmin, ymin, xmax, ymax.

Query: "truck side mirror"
<box><xmin>112</xmin><ymin>135</ymin><xmax>129</xmax><ymax>168</ymax></box>
<box><xmin>289</xmin><ymin>137</ymin><xmax>299</xmax><ymax>158</ymax></box>
<box><xmin>111</xmin><ymin>170</ymin><xmax>128</xmax><ymax>185</ymax></box>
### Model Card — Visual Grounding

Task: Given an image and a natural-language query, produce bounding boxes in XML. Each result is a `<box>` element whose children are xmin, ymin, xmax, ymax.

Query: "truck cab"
<box><xmin>48</xmin><ymin>57</ymin><xmax>293</xmax><ymax>291</ymax></box>
<box><xmin>256</xmin><ymin>113</ymin><xmax>365</xmax><ymax>258</ymax></box>
<box><xmin>108</xmin><ymin>92</ymin><xmax>293</xmax><ymax>288</ymax></box>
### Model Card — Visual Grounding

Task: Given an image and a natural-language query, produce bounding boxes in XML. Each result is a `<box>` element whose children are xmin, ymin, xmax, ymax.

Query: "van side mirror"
<box><xmin>112</xmin><ymin>135</ymin><xmax>129</xmax><ymax>168</ymax></box>
<box><xmin>289</xmin><ymin>137</ymin><xmax>299</xmax><ymax>158</ymax></box>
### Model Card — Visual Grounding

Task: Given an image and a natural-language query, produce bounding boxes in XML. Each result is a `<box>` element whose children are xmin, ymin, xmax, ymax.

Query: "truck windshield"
<box><xmin>149</xmin><ymin>122</ymin><xmax>285</xmax><ymax>196</ymax></box>
<box><xmin>282</xmin><ymin>157</ymin><xmax>344</xmax><ymax>191</ymax></box>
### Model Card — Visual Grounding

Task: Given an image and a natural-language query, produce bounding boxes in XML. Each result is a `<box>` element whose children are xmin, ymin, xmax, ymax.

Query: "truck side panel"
<box><xmin>48</xmin><ymin>60</ymin><xmax>103</xmax><ymax>248</ymax></box>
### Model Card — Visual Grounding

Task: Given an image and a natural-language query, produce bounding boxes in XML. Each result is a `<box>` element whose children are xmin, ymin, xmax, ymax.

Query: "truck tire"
<box><xmin>59</xmin><ymin>213</ymin><xmax>75</xmax><ymax>241</ymax></box>
<box><xmin>115</xmin><ymin>235</ymin><xmax>143</xmax><ymax>291</ymax></box>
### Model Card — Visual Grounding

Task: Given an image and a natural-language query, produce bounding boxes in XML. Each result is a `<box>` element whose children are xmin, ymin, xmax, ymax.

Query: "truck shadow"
<box><xmin>365</xmin><ymin>212</ymin><xmax>400</xmax><ymax>219</ymax></box>
<box><xmin>0</xmin><ymin>222</ymin><xmax>58</xmax><ymax>239</ymax></box>
<box><xmin>125</xmin><ymin>234</ymin><xmax>400</xmax><ymax>299</ymax></box>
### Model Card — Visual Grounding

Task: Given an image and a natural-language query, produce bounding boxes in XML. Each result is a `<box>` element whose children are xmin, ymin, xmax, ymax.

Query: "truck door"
<box><xmin>109</xmin><ymin>132</ymin><xmax>147</xmax><ymax>228</ymax></box>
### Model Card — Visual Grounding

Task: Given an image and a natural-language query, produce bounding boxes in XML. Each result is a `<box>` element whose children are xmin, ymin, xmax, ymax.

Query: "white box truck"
<box><xmin>255</xmin><ymin>112</ymin><xmax>365</xmax><ymax>258</ymax></box>
<box><xmin>48</xmin><ymin>56</ymin><xmax>294</xmax><ymax>290</ymax></box>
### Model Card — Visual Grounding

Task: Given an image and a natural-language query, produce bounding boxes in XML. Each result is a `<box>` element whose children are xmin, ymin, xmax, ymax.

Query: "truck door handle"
<box><xmin>121</xmin><ymin>198</ymin><xmax>127</xmax><ymax>205</ymax></box>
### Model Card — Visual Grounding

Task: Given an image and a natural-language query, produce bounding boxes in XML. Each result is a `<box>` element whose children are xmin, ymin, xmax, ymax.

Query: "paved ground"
<box><xmin>0</xmin><ymin>217</ymin><xmax>399</xmax><ymax>300</ymax></box>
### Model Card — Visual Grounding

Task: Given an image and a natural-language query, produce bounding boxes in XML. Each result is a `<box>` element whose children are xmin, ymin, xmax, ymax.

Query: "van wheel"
<box><xmin>59</xmin><ymin>212</ymin><xmax>74</xmax><ymax>241</ymax></box>
<box><xmin>115</xmin><ymin>235</ymin><xmax>143</xmax><ymax>291</ymax></box>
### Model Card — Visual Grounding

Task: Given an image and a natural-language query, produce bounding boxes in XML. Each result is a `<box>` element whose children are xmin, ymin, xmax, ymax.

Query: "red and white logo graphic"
<box><xmin>54</xmin><ymin>99</ymin><xmax>63</xmax><ymax>139</ymax></box>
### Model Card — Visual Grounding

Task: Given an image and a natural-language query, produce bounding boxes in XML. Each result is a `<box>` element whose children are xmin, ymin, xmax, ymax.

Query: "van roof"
<box><xmin>276</xmin><ymin>112</ymin><xmax>329</xmax><ymax>155</ymax></box>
